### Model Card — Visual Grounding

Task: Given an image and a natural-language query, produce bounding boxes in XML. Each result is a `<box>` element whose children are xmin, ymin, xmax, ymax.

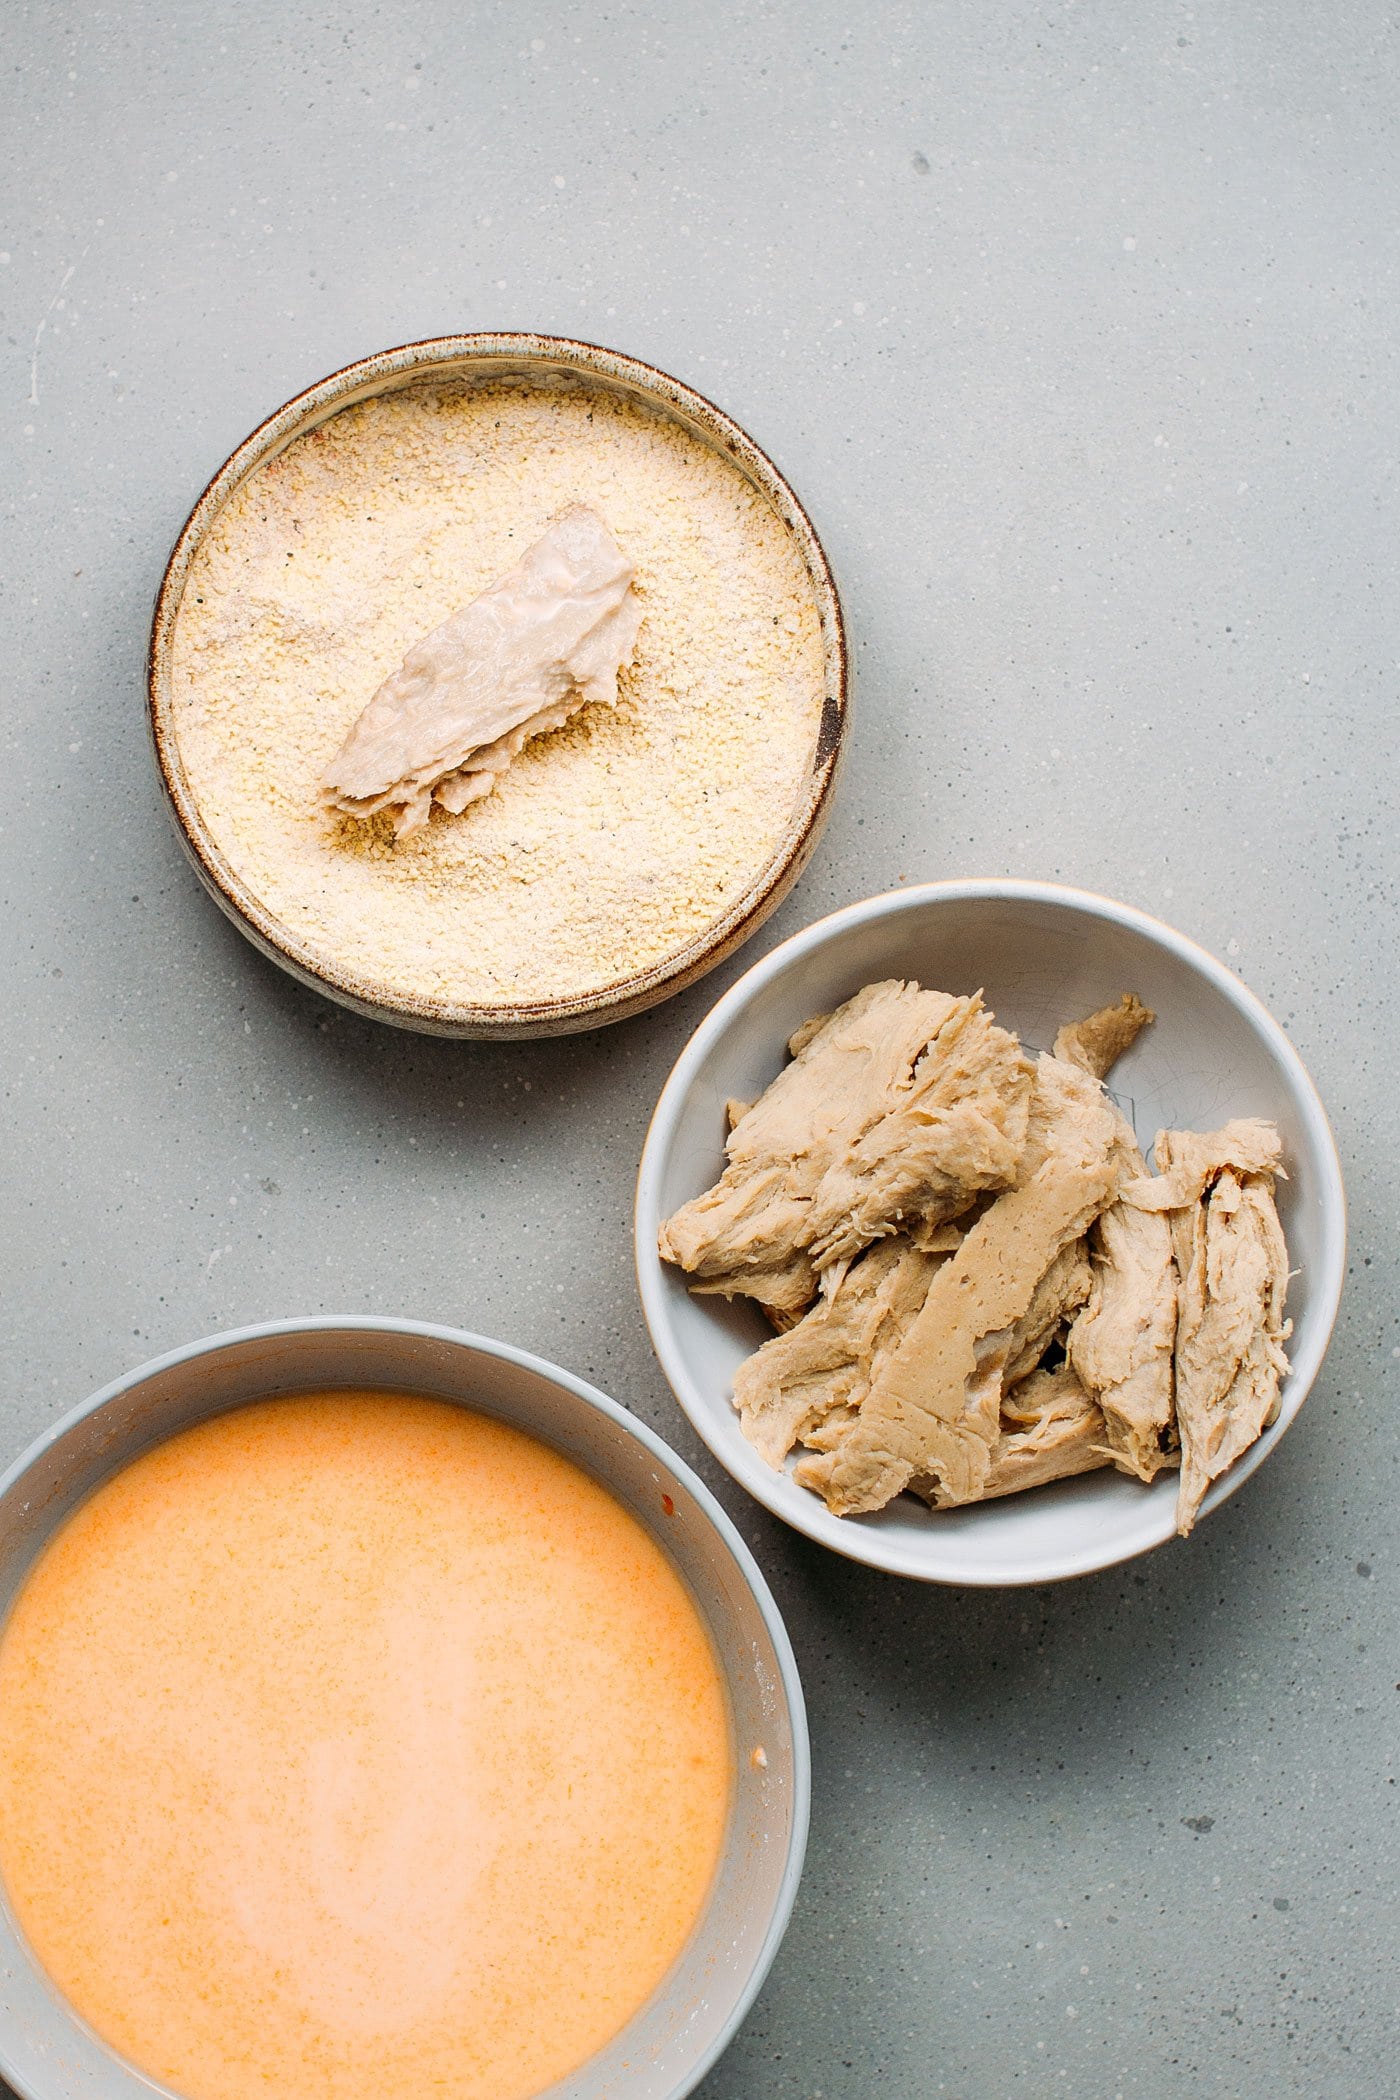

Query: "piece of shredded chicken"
<box><xmin>1053</xmin><ymin>993</ymin><xmax>1154</xmax><ymax>1082</ymax></box>
<box><xmin>1041</xmin><ymin>997</ymin><xmax>1177</xmax><ymax>1482</ymax></box>
<box><xmin>322</xmin><ymin>504</ymin><xmax>642</xmax><ymax>836</ymax></box>
<box><xmin>732</xmin><ymin>1236</ymin><xmax>947</xmax><ymax>1468</ymax></box>
<box><xmin>1003</xmin><ymin>1238</ymin><xmax>1094</xmax><ymax>1389</ymax></box>
<box><xmin>1068</xmin><ymin>1175</ymin><xmax>1180</xmax><ymax>1483</ymax></box>
<box><xmin>914</xmin><ymin>1362</ymin><xmax>1112</xmax><ymax>1508</ymax></box>
<box><xmin>794</xmin><ymin>1055</ymin><xmax>1122</xmax><ymax>1514</ymax></box>
<box><xmin>800</xmin><ymin>999</ymin><xmax>1034</xmax><ymax>1275</ymax></box>
<box><xmin>657</xmin><ymin>982</ymin><xmax>1032</xmax><ymax>1312</ymax></box>
<box><xmin>1125</xmin><ymin>1119</ymin><xmax>1291</xmax><ymax>1534</ymax></box>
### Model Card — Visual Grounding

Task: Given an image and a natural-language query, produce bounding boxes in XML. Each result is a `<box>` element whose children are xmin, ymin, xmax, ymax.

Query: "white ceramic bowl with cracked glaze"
<box><xmin>0</xmin><ymin>1319</ymin><xmax>809</xmax><ymax>2100</ymax></box>
<box><xmin>635</xmin><ymin>881</ymin><xmax>1346</xmax><ymax>1586</ymax></box>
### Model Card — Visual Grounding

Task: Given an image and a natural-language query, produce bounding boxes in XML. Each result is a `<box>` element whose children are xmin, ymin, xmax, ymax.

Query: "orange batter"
<box><xmin>0</xmin><ymin>1392</ymin><xmax>731</xmax><ymax>2100</ymax></box>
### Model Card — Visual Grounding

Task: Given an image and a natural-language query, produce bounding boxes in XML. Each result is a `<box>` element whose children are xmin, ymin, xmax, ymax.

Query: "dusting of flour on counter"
<box><xmin>171</xmin><ymin>378</ymin><xmax>827</xmax><ymax>1011</ymax></box>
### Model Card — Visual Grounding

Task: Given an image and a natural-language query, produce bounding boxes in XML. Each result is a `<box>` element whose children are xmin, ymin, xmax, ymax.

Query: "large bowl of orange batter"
<box><xmin>0</xmin><ymin>1319</ymin><xmax>808</xmax><ymax>2100</ymax></box>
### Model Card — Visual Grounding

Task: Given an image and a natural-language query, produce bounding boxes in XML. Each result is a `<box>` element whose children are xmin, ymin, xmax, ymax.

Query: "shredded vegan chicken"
<box><xmin>1126</xmin><ymin>1120</ymin><xmax>1291</xmax><ymax>1533</ymax></box>
<box><xmin>658</xmin><ymin>982</ymin><xmax>1294</xmax><ymax>1533</ymax></box>
<box><xmin>917</xmin><ymin>1363</ymin><xmax>1112</xmax><ymax>1507</ymax></box>
<box><xmin>794</xmin><ymin>1055</ymin><xmax>1121</xmax><ymax>1514</ymax></box>
<box><xmin>1064</xmin><ymin>1062</ymin><xmax>1179</xmax><ymax>1483</ymax></box>
<box><xmin>657</xmin><ymin>982</ymin><xmax>1031</xmax><ymax>1312</ymax></box>
<box><xmin>732</xmin><ymin>1236</ymin><xmax>946</xmax><ymax>1467</ymax></box>
<box><xmin>1053</xmin><ymin>993</ymin><xmax>1154</xmax><ymax>1082</ymax></box>
<box><xmin>1004</xmin><ymin>1237</ymin><xmax>1093</xmax><ymax>1389</ymax></box>
<box><xmin>1068</xmin><ymin>1173</ymin><xmax>1179</xmax><ymax>1484</ymax></box>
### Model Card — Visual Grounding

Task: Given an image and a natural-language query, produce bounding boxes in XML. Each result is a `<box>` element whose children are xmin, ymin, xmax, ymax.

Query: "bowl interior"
<box><xmin>637</xmin><ymin>886</ymin><xmax>1344</xmax><ymax>1585</ymax></box>
<box><xmin>0</xmin><ymin>1323</ymin><xmax>805</xmax><ymax>2100</ymax></box>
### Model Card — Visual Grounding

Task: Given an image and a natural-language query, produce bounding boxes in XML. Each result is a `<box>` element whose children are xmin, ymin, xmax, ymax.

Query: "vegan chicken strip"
<box><xmin>732</xmin><ymin>1235</ymin><xmax>948</xmax><ymax>1467</ymax></box>
<box><xmin>1052</xmin><ymin>993</ymin><xmax>1154</xmax><ymax>1082</ymax></box>
<box><xmin>794</xmin><ymin>1055</ymin><xmax>1121</xmax><ymax>1514</ymax></box>
<box><xmin>658</xmin><ymin>982</ymin><xmax>1031</xmax><ymax>1309</ymax></box>
<box><xmin>914</xmin><ymin>1363</ymin><xmax>1112</xmax><ymax>1508</ymax></box>
<box><xmin>1052</xmin><ymin>996</ymin><xmax>1180</xmax><ymax>1483</ymax></box>
<box><xmin>1126</xmin><ymin>1119</ymin><xmax>1291</xmax><ymax>1533</ymax></box>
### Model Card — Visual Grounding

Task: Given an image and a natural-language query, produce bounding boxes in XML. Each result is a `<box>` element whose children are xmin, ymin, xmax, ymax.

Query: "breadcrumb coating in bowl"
<box><xmin>150</xmin><ymin>336</ymin><xmax>847</xmax><ymax>1037</ymax></box>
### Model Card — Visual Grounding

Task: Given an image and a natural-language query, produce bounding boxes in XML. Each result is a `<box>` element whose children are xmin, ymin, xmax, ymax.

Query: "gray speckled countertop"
<box><xmin>2</xmin><ymin>4</ymin><xmax>1397</xmax><ymax>2094</ymax></box>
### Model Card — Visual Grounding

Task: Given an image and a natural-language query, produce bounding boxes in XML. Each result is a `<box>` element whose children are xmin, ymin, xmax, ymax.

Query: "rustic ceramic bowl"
<box><xmin>148</xmin><ymin>334</ymin><xmax>847</xmax><ymax>1038</ymax></box>
<box><xmin>0</xmin><ymin>1319</ymin><xmax>808</xmax><ymax>2100</ymax></box>
<box><xmin>635</xmin><ymin>880</ymin><xmax>1347</xmax><ymax>1586</ymax></box>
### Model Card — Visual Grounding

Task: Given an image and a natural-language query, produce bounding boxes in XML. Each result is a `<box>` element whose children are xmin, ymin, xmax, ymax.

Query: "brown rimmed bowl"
<box><xmin>148</xmin><ymin>334</ymin><xmax>847</xmax><ymax>1039</ymax></box>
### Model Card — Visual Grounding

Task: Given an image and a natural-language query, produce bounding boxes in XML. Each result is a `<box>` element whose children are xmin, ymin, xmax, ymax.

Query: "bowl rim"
<box><xmin>147</xmin><ymin>332</ymin><xmax>848</xmax><ymax>1039</ymax></box>
<box><xmin>0</xmin><ymin>1315</ymin><xmax>811</xmax><ymax>2100</ymax></box>
<box><xmin>634</xmin><ymin>877</ymin><xmax>1348</xmax><ymax>1586</ymax></box>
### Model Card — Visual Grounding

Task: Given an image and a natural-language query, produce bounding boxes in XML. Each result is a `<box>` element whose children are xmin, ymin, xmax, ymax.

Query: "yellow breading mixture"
<box><xmin>171</xmin><ymin>378</ymin><xmax>826</xmax><ymax>1010</ymax></box>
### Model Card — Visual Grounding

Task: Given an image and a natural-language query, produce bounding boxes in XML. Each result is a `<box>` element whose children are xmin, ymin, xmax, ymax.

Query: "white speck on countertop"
<box><xmin>28</xmin><ymin>255</ymin><xmax>80</xmax><ymax>405</ymax></box>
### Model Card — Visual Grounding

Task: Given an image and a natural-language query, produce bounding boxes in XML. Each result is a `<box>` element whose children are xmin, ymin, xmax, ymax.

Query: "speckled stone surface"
<box><xmin>1</xmin><ymin>4</ymin><xmax>1396</xmax><ymax>2095</ymax></box>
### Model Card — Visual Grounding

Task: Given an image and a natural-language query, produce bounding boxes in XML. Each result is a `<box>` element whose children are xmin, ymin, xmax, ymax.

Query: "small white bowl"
<box><xmin>635</xmin><ymin>881</ymin><xmax>1346</xmax><ymax>1586</ymax></box>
